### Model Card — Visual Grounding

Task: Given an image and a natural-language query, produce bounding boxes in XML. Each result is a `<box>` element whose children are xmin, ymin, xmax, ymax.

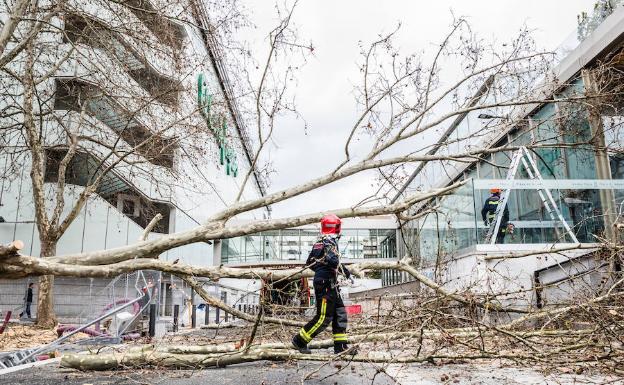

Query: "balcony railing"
<box><xmin>122</xmin><ymin>0</ymin><xmax>186</xmax><ymax>50</ymax></box>
<box><xmin>63</xmin><ymin>12</ymin><xmax>181</xmax><ymax>106</ymax></box>
<box><xmin>577</xmin><ymin>0</ymin><xmax>623</xmax><ymax>41</ymax></box>
<box><xmin>54</xmin><ymin>78</ymin><xmax>176</xmax><ymax>168</ymax></box>
<box><xmin>44</xmin><ymin>148</ymin><xmax>172</xmax><ymax>233</ymax></box>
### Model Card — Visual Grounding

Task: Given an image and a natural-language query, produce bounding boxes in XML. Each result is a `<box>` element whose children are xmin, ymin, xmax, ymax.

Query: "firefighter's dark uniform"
<box><xmin>292</xmin><ymin>236</ymin><xmax>352</xmax><ymax>353</ymax></box>
<box><xmin>481</xmin><ymin>193</ymin><xmax>510</xmax><ymax>244</ymax></box>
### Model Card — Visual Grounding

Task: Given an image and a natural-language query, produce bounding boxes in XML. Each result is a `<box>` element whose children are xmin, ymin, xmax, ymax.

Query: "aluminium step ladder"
<box><xmin>485</xmin><ymin>146</ymin><xmax>578</xmax><ymax>244</ymax></box>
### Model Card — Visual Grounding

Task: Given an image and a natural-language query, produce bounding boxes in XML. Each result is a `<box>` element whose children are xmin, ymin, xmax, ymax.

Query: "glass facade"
<box><xmin>391</xmin><ymin>76</ymin><xmax>624</xmax><ymax>281</ymax></box>
<box><xmin>221</xmin><ymin>228</ymin><xmax>397</xmax><ymax>264</ymax></box>
<box><xmin>411</xmin><ymin>179</ymin><xmax>622</xmax><ymax>269</ymax></box>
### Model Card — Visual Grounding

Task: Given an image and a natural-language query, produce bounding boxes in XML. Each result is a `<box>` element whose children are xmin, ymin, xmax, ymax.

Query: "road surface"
<box><xmin>1</xmin><ymin>359</ymin><xmax>619</xmax><ymax>384</ymax></box>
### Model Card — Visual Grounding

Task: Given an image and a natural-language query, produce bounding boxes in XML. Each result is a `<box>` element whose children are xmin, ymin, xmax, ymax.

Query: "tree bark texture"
<box><xmin>36</xmin><ymin>241</ymin><xmax>58</xmax><ymax>328</ymax></box>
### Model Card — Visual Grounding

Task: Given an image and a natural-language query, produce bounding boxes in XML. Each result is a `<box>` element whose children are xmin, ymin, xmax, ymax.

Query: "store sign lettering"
<box><xmin>197</xmin><ymin>73</ymin><xmax>238</xmax><ymax>177</ymax></box>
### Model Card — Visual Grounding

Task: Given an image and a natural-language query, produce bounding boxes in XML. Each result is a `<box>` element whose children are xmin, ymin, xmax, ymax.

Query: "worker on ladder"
<box><xmin>481</xmin><ymin>188</ymin><xmax>510</xmax><ymax>244</ymax></box>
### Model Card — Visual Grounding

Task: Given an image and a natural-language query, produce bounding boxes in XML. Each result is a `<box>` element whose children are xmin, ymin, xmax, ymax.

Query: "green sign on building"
<box><xmin>197</xmin><ymin>73</ymin><xmax>238</xmax><ymax>177</ymax></box>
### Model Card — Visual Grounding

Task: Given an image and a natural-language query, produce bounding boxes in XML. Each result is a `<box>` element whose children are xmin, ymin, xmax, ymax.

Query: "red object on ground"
<box><xmin>36</xmin><ymin>355</ymin><xmax>50</xmax><ymax>361</ymax></box>
<box><xmin>345</xmin><ymin>304</ymin><xmax>361</xmax><ymax>315</ymax></box>
<box><xmin>56</xmin><ymin>325</ymin><xmax>107</xmax><ymax>338</ymax></box>
<box><xmin>0</xmin><ymin>310</ymin><xmax>11</xmax><ymax>334</ymax></box>
<box><xmin>55</xmin><ymin>298</ymin><xmax>143</xmax><ymax>339</ymax></box>
<box><xmin>56</xmin><ymin>325</ymin><xmax>140</xmax><ymax>340</ymax></box>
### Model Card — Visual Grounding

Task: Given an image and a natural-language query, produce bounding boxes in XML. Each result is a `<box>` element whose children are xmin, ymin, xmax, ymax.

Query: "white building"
<box><xmin>0</xmin><ymin>0</ymin><xmax>268</xmax><ymax>321</ymax></box>
<box><xmin>219</xmin><ymin>216</ymin><xmax>397</xmax><ymax>266</ymax></box>
<box><xmin>382</xmin><ymin>3</ymin><xmax>624</xmax><ymax>311</ymax></box>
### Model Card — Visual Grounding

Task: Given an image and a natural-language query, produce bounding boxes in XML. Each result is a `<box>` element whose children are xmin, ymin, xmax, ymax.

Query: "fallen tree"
<box><xmin>59</xmin><ymin>292</ymin><xmax>624</xmax><ymax>371</ymax></box>
<box><xmin>3</xmin><ymin>0</ymin><xmax>624</xmax><ymax>379</ymax></box>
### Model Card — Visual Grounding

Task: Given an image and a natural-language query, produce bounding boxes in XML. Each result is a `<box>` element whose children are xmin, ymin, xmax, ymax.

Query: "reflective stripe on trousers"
<box><xmin>298</xmin><ymin>279</ymin><xmax>348</xmax><ymax>343</ymax></box>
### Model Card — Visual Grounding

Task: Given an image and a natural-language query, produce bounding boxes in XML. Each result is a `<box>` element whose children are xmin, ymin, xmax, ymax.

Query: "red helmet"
<box><xmin>320</xmin><ymin>214</ymin><xmax>342</xmax><ymax>235</ymax></box>
<box><xmin>490</xmin><ymin>188</ymin><xmax>501</xmax><ymax>194</ymax></box>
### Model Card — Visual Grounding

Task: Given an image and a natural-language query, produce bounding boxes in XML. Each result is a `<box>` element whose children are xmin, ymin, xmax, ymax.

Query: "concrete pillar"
<box><xmin>149</xmin><ymin>304</ymin><xmax>156</xmax><ymax>337</ymax></box>
<box><xmin>173</xmin><ymin>305</ymin><xmax>179</xmax><ymax>332</ymax></box>
<box><xmin>582</xmin><ymin>69</ymin><xmax>617</xmax><ymax>242</ymax></box>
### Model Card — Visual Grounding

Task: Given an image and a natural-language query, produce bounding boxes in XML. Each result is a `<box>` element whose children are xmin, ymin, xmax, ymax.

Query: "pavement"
<box><xmin>1</xmin><ymin>360</ymin><xmax>395</xmax><ymax>385</ymax></box>
<box><xmin>1</xmin><ymin>359</ymin><xmax>622</xmax><ymax>385</ymax></box>
<box><xmin>385</xmin><ymin>363</ymin><xmax>622</xmax><ymax>385</ymax></box>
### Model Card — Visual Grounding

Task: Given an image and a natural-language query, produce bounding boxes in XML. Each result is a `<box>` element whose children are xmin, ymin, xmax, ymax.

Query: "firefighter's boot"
<box><xmin>334</xmin><ymin>342</ymin><xmax>357</xmax><ymax>355</ymax></box>
<box><xmin>292</xmin><ymin>334</ymin><xmax>311</xmax><ymax>354</ymax></box>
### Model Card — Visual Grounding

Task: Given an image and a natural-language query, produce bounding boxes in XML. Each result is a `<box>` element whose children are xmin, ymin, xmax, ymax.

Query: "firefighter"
<box><xmin>481</xmin><ymin>188</ymin><xmax>510</xmax><ymax>244</ymax></box>
<box><xmin>292</xmin><ymin>214</ymin><xmax>355</xmax><ymax>355</ymax></box>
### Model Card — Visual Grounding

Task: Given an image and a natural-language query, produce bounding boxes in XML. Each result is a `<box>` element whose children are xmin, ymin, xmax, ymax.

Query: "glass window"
<box><xmin>378</xmin><ymin>229</ymin><xmax>396</xmax><ymax>260</ymax></box>
<box><xmin>222</xmin><ymin>237</ymin><xmax>244</xmax><ymax>263</ymax></box>
<box><xmin>244</xmin><ymin>235</ymin><xmax>262</xmax><ymax>262</ymax></box>
<box><xmin>300</xmin><ymin>229</ymin><xmax>320</xmax><ymax>257</ymax></box>
<box><xmin>358</xmin><ymin>229</ymin><xmax>378</xmax><ymax>258</ymax></box>
<box><xmin>418</xmin><ymin>213</ymin><xmax>439</xmax><ymax>267</ymax></box>
<box><xmin>478</xmin><ymin>155</ymin><xmax>494</xmax><ymax>179</ymax></box>
<box><xmin>442</xmin><ymin>183</ymin><xmax>478</xmax><ymax>253</ymax></box>
<box><xmin>280</xmin><ymin>229</ymin><xmax>301</xmax><ymax>261</ymax></box>
<box><xmin>339</xmin><ymin>229</ymin><xmax>359</xmax><ymax>259</ymax></box>
<box><xmin>261</xmin><ymin>230</ymin><xmax>280</xmax><ymax>260</ymax></box>
<box><xmin>559</xmin><ymin>115</ymin><xmax>596</xmax><ymax>179</ymax></box>
<box><xmin>531</xmin><ymin>103</ymin><xmax>565</xmax><ymax>179</ymax></box>
<box><xmin>493</xmin><ymin>148</ymin><xmax>512</xmax><ymax>179</ymax></box>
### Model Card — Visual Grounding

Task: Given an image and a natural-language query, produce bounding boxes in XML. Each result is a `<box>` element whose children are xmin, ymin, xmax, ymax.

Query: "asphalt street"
<box><xmin>1</xmin><ymin>360</ymin><xmax>621</xmax><ymax>385</ymax></box>
<box><xmin>1</xmin><ymin>360</ymin><xmax>396</xmax><ymax>385</ymax></box>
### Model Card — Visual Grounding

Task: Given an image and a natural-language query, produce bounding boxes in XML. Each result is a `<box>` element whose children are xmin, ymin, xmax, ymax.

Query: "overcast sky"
<box><xmin>239</xmin><ymin>0</ymin><xmax>596</xmax><ymax>219</ymax></box>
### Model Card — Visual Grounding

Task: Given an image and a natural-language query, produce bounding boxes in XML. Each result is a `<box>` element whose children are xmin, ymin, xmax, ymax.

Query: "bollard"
<box><xmin>0</xmin><ymin>310</ymin><xmax>12</xmax><ymax>334</ymax></box>
<box><xmin>205</xmin><ymin>304</ymin><xmax>210</xmax><ymax>325</ymax></box>
<box><xmin>215</xmin><ymin>307</ymin><xmax>220</xmax><ymax>324</ymax></box>
<box><xmin>173</xmin><ymin>304</ymin><xmax>179</xmax><ymax>332</ymax></box>
<box><xmin>191</xmin><ymin>305</ymin><xmax>197</xmax><ymax>328</ymax></box>
<box><xmin>149</xmin><ymin>304</ymin><xmax>157</xmax><ymax>337</ymax></box>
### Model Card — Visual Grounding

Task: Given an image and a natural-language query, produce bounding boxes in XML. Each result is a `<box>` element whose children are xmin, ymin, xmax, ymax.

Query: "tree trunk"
<box><xmin>36</xmin><ymin>240</ymin><xmax>58</xmax><ymax>328</ymax></box>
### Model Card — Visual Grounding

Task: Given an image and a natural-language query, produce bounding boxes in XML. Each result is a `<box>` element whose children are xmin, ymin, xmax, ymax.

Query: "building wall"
<box><xmin>386</xmin><ymin>5</ymin><xmax>624</xmax><ymax>288</ymax></box>
<box><xmin>219</xmin><ymin>217</ymin><xmax>398</xmax><ymax>265</ymax></box>
<box><xmin>0</xmin><ymin>0</ymin><xmax>267</xmax><ymax>260</ymax></box>
<box><xmin>0</xmin><ymin>0</ymin><xmax>268</xmax><ymax>322</ymax></box>
<box><xmin>0</xmin><ymin>275</ymin><xmax>154</xmax><ymax>323</ymax></box>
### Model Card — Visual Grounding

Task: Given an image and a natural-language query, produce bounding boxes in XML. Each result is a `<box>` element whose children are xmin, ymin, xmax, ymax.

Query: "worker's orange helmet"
<box><xmin>490</xmin><ymin>188</ymin><xmax>501</xmax><ymax>194</ymax></box>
